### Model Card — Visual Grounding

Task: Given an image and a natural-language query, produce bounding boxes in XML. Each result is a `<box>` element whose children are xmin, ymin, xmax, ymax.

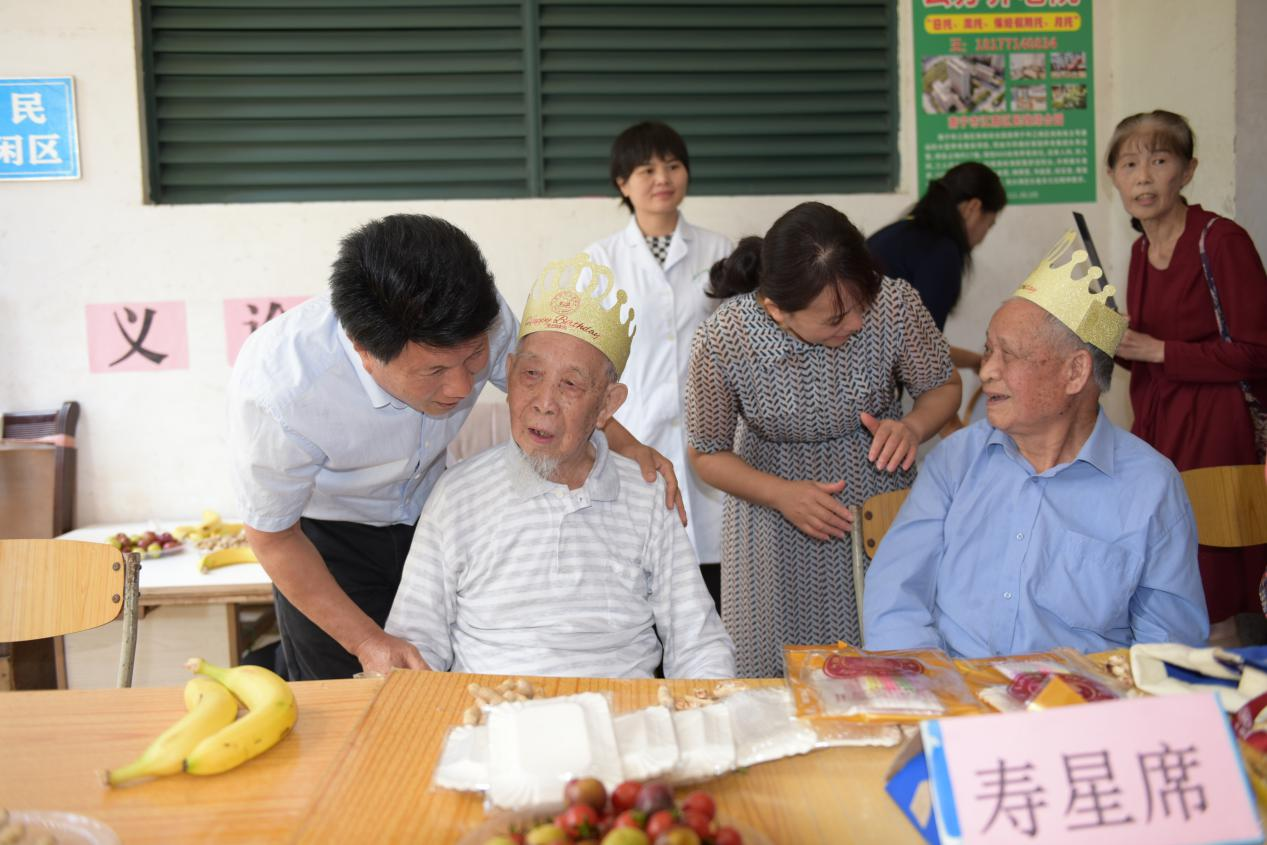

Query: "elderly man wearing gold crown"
<box><xmin>383</xmin><ymin>254</ymin><xmax>736</xmax><ymax>677</ymax></box>
<box><xmin>862</xmin><ymin>231</ymin><xmax>1208</xmax><ymax>659</ymax></box>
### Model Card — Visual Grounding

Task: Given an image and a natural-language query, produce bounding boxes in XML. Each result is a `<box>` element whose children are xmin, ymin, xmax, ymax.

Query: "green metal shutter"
<box><xmin>139</xmin><ymin>1</ymin><xmax>897</xmax><ymax>203</ymax></box>
<box><xmin>140</xmin><ymin>0</ymin><xmax>531</xmax><ymax>203</ymax></box>
<box><xmin>537</xmin><ymin>0</ymin><xmax>898</xmax><ymax>197</ymax></box>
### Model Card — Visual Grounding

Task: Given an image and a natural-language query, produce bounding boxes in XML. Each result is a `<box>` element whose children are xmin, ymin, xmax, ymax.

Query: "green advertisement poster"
<box><xmin>915</xmin><ymin>0</ymin><xmax>1095</xmax><ymax>204</ymax></box>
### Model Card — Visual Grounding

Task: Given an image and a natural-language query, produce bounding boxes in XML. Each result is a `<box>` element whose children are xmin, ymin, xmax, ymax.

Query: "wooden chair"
<box><xmin>1</xmin><ymin>401</ymin><xmax>79</xmax><ymax>536</ymax></box>
<box><xmin>850</xmin><ymin>488</ymin><xmax>911</xmax><ymax>639</ymax></box>
<box><xmin>0</xmin><ymin>540</ymin><xmax>141</xmax><ymax>688</ymax></box>
<box><xmin>1179</xmin><ymin>465</ymin><xmax>1267</xmax><ymax>548</ymax></box>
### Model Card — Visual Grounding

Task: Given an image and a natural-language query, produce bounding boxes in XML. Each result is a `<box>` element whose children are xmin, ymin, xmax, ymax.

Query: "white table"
<box><xmin>56</xmin><ymin>521</ymin><xmax>275</xmax><ymax>688</ymax></box>
<box><xmin>58</xmin><ymin>521</ymin><xmax>272</xmax><ymax>606</ymax></box>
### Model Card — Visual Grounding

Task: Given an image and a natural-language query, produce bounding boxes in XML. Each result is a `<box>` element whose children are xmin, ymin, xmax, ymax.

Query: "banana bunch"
<box><xmin>173</xmin><ymin>510</ymin><xmax>245</xmax><ymax>544</ymax></box>
<box><xmin>103</xmin><ymin>658</ymin><xmax>297</xmax><ymax>786</ymax></box>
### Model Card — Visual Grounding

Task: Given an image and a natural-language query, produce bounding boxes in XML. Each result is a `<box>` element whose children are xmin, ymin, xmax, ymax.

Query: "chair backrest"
<box><xmin>859</xmin><ymin>488</ymin><xmax>912</xmax><ymax>556</ymax></box>
<box><xmin>1</xmin><ymin>402</ymin><xmax>79</xmax><ymax>442</ymax></box>
<box><xmin>850</xmin><ymin>488</ymin><xmax>911</xmax><ymax>641</ymax></box>
<box><xmin>1180</xmin><ymin>465</ymin><xmax>1267</xmax><ymax>548</ymax></box>
<box><xmin>0</xmin><ymin>401</ymin><xmax>79</xmax><ymax>535</ymax></box>
<box><xmin>0</xmin><ymin>540</ymin><xmax>140</xmax><ymax>687</ymax></box>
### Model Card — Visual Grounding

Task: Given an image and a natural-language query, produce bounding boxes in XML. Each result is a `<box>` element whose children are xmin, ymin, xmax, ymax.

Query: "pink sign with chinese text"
<box><xmin>922</xmin><ymin>692</ymin><xmax>1261</xmax><ymax>845</ymax></box>
<box><xmin>223</xmin><ymin>296</ymin><xmax>310</xmax><ymax>365</ymax></box>
<box><xmin>85</xmin><ymin>301</ymin><xmax>189</xmax><ymax>373</ymax></box>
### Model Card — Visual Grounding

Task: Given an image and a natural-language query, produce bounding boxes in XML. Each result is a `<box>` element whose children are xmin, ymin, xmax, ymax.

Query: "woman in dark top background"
<box><xmin>867</xmin><ymin>162</ymin><xmax>1007</xmax><ymax>371</ymax></box>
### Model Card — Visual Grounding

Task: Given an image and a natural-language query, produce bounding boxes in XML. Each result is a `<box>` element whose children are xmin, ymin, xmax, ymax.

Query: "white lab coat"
<box><xmin>585</xmin><ymin>214</ymin><xmax>734</xmax><ymax>563</ymax></box>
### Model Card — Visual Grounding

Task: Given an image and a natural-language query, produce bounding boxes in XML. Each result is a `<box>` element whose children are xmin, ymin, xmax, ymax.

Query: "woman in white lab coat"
<box><xmin>584</xmin><ymin>121</ymin><xmax>734</xmax><ymax>609</ymax></box>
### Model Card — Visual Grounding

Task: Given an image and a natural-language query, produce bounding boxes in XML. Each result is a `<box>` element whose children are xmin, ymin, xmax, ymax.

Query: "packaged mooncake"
<box><xmin>784</xmin><ymin>644</ymin><xmax>985</xmax><ymax>726</ymax></box>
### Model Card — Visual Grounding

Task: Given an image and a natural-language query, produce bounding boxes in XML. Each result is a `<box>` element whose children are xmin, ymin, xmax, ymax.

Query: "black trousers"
<box><xmin>700</xmin><ymin>562</ymin><xmax>722</xmax><ymax>616</ymax></box>
<box><xmin>273</xmin><ymin>517</ymin><xmax>416</xmax><ymax>681</ymax></box>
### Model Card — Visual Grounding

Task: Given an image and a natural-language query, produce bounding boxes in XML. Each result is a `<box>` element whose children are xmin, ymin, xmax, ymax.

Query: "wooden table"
<box><xmin>5</xmin><ymin>669</ymin><xmax>1266</xmax><ymax>843</ymax></box>
<box><xmin>0</xmin><ymin>677</ymin><xmax>382</xmax><ymax>844</ymax></box>
<box><xmin>293</xmin><ymin>671</ymin><xmax>925</xmax><ymax>844</ymax></box>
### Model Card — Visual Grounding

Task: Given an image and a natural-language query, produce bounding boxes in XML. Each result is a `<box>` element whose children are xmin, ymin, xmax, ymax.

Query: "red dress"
<box><xmin>1122</xmin><ymin>204</ymin><xmax>1267</xmax><ymax>622</ymax></box>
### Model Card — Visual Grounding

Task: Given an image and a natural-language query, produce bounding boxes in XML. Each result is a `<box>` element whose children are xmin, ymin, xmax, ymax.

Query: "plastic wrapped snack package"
<box><xmin>433</xmin><ymin>723</ymin><xmax>491</xmax><ymax>792</ymax></box>
<box><xmin>721</xmin><ymin>687</ymin><xmax>818</xmax><ymax>767</ymax></box>
<box><xmin>667</xmin><ymin>702</ymin><xmax>737</xmax><ymax>784</ymax></box>
<box><xmin>784</xmin><ymin>644</ymin><xmax>985</xmax><ymax>725</ymax></box>
<box><xmin>614</xmin><ymin>705</ymin><xmax>679</xmax><ymax>781</ymax></box>
<box><xmin>486</xmin><ymin>692</ymin><xmax>624</xmax><ymax>810</ymax></box>
<box><xmin>956</xmin><ymin>648</ymin><xmax>1131</xmax><ymax>713</ymax></box>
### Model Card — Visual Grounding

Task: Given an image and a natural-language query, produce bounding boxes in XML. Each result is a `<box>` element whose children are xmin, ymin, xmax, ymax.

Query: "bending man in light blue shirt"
<box><xmin>863</xmin><ymin>237</ymin><xmax>1208</xmax><ymax>658</ymax></box>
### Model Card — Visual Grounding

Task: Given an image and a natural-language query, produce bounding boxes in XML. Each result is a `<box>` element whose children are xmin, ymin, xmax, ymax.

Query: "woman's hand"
<box><xmin>860</xmin><ymin>412</ymin><xmax>919</xmax><ymax>472</ymax></box>
<box><xmin>1116</xmin><ymin>321</ymin><xmax>1165</xmax><ymax>364</ymax></box>
<box><xmin>773</xmin><ymin>479</ymin><xmax>854</xmax><ymax>541</ymax></box>
<box><xmin>605</xmin><ymin>419</ymin><xmax>686</xmax><ymax>525</ymax></box>
<box><xmin>637</xmin><ymin>444</ymin><xmax>686</xmax><ymax>526</ymax></box>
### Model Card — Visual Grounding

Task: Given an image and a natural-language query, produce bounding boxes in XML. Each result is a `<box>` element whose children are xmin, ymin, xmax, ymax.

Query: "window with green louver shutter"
<box><xmin>138</xmin><ymin>0</ymin><xmax>897</xmax><ymax>204</ymax></box>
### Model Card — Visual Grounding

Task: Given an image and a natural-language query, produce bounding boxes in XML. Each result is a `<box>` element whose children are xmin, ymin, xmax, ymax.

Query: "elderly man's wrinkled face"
<box><xmin>980</xmin><ymin>299</ymin><xmax>1079</xmax><ymax>438</ymax></box>
<box><xmin>507</xmin><ymin>332</ymin><xmax>627</xmax><ymax>487</ymax></box>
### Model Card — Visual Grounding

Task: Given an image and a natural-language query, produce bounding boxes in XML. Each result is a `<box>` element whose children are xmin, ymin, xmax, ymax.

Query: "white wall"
<box><xmin>1236</xmin><ymin>0</ymin><xmax>1267</xmax><ymax>251</ymax></box>
<box><xmin>0</xmin><ymin>1</ymin><xmax>1246</xmax><ymax>524</ymax></box>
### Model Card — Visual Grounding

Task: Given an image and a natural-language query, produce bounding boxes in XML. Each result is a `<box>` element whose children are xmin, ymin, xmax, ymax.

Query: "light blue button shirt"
<box><xmin>227</xmin><ymin>294</ymin><xmax>516</xmax><ymax>531</ymax></box>
<box><xmin>863</xmin><ymin>410</ymin><xmax>1208</xmax><ymax>658</ymax></box>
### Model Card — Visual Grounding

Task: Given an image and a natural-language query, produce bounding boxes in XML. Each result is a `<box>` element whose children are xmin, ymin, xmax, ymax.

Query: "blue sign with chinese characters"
<box><xmin>0</xmin><ymin>77</ymin><xmax>80</xmax><ymax>181</ymax></box>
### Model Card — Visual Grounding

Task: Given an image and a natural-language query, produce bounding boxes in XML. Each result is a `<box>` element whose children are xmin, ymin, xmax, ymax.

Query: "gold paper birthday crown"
<box><xmin>1013</xmin><ymin>230</ymin><xmax>1127</xmax><ymax>356</ymax></box>
<box><xmin>519</xmin><ymin>253</ymin><xmax>637</xmax><ymax>376</ymax></box>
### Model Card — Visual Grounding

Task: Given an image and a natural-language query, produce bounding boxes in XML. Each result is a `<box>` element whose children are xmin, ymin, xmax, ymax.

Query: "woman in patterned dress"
<box><xmin>684</xmin><ymin>202</ymin><xmax>960</xmax><ymax>677</ymax></box>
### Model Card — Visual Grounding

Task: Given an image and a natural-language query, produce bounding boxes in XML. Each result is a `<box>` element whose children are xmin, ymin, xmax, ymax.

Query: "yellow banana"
<box><xmin>102</xmin><ymin>675</ymin><xmax>239</xmax><ymax>786</ymax></box>
<box><xmin>199</xmin><ymin>546</ymin><xmax>257</xmax><ymax>573</ymax></box>
<box><xmin>182</xmin><ymin>658</ymin><xmax>297</xmax><ymax>776</ymax></box>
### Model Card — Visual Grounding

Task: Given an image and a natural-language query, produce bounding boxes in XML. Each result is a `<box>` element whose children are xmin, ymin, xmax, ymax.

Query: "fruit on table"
<box><xmin>483</xmin><ymin>780</ymin><xmax>743</xmax><ymax>845</ymax></box>
<box><xmin>102</xmin><ymin>675</ymin><xmax>239</xmax><ymax>786</ymax></box>
<box><xmin>635</xmin><ymin>782</ymin><xmax>675</xmax><ymax>816</ymax></box>
<box><xmin>556</xmin><ymin>803</ymin><xmax>601</xmax><ymax>839</ymax></box>
<box><xmin>654</xmin><ymin>830</ymin><xmax>701</xmax><ymax>845</ymax></box>
<box><xmin>173</xmin><ymin>509</ymin><xmax>246</xmax><ymax>543</ymax></box>
<box><xmin>182</xmin><ymin>658</ymin><xmax>297</xmax><ymax>775</ymax></box>
<box><xmin>611</xmin><ymin>780</ymin><xmax>642</xmax><ymax>814</ymax></box>
<box><xmin>565</xmin><ymin>777</ymin><xmax>608</xmax><ymax>812</ymax></box>
<box><xmin>199</xmin><ymin>546</ymin><xmax>258</xmax><ymax>574</ymax></box>
<box><xmin>679</xmin><ymin>792</ymin><xmax>715</xmax><ymax>822</ymax></box>
<box><xmin>108</xmin><ymin>530</ymin><xmax>180</xmax><ymax>558</ymax></box>
<box><xmin>645</xmin><ymin>810</ymin><xmax>679</xmax><ymax>840</ymax></box>
<box><xmin>524</xmin><ymin>824</ymin><xmax>568</xmax><ymax>844</ymax></box>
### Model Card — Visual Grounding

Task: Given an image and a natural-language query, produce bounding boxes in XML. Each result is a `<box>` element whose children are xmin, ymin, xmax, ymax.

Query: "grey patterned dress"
<box><xmin>684</xmin><ymin>280</ymin><xmax>953</xmax><ymax>678</ymax></box>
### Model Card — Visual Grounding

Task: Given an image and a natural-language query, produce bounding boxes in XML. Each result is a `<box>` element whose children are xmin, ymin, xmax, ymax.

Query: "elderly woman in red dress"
<box><xmin>1108</xmin><ymin>110</ymin><xmax>1267</xmax><ymax>643</ymax></box>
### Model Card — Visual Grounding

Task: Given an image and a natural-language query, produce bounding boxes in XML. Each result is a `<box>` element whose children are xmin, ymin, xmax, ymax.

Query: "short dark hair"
<box><xmin>609</xmin><ymin>121</ymin><xmax>691</xmax><ymax>213</ymax></box>
<box><xmin>708</xmin><ymin>202</ymin><xmax>882</xmax><ymax>318</ymax></box>
<box><xmin>330</xmin><ymin>214</ymin><xmax>500</xmax><ymax>362</ymax></box>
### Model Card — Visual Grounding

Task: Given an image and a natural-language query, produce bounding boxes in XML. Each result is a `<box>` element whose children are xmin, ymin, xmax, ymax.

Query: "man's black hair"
<box><xmin>330</xmin><ymin>214</ymin><xmax>500</xmax><ymax>362</ymax></box>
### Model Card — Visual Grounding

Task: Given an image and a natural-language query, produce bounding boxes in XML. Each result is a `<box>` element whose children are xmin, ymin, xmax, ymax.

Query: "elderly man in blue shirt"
<box><xmin>863</xmin><ymin>231</ymin><xmax>1208</xmax><ymax>658</ymax></box>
